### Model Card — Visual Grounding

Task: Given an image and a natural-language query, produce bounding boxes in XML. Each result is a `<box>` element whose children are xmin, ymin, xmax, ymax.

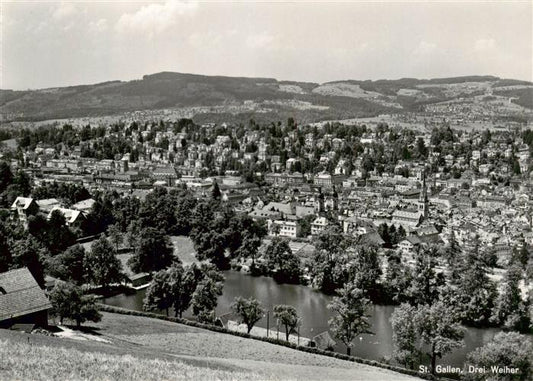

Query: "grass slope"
<box><xmin>0</xmin><ymin>339</ymin><xmax>261</xmax><ymax>381</ymax></box>
<box><xmin>0</xmin><ymin>312</ymin><xmax>422</xmax><ymax>381</ymax></box>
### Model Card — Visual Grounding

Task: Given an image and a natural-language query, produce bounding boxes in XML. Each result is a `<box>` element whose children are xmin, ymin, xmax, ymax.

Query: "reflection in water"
<box><xmin>104</xmin><ymin>270</ymin><xmax>502</xmax><ymax>368</ymax></box>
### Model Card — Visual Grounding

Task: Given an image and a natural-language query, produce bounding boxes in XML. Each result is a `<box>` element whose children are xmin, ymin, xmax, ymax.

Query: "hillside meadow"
<box><xmin>0</xmin><ymin>311</ymin><xmax>423</xmax><ymax>381</ymax></box>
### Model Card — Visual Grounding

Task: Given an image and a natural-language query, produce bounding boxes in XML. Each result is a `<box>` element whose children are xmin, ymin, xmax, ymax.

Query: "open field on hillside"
<box><xmin>170</xmin><ymin>235</ymin><xmax>199</xmax><ymax>265</ymax></box>
<box><xmin>0</xmin><ymin>339</ymin><xmax>261</xmax><ymax>381</ymax></box>
<box><xmin>0</xmin><ymin>311</ymin><xmax>422</xmax><ymax>381</ymax></box>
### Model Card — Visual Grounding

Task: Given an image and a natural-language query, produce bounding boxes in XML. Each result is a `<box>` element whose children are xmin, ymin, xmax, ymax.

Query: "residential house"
<box><xmin>47</xmin><ymin>207</ymin><xmax>86</xmax><ymax>228</ymax></box>
<box><xmin>262</xmin><ymin>202</ymin><xmax>295</xmax><ymax>216</ymax></box>
<box><xmin>10</xmin><ymin>197</ymin><xmax>39</xmax><ymax>226</ymax></box>
<box><xmin>71</xmin><ymin>198</ymin><xmax>96</xmax><ymax>214</ymax></box>
<box><xmin>311</xmin><ymin>217</ymin><xmax>328</xmax><ymax>235</ymax></box>
<box><xmin>36</xmin><ymin>198</ymin><xmax>62</xmax><ymax>214</ymax></box>
<box><xmin>398</xmin><ymin>235</ymin><xmax>422</xmax><ymax>255</ymax></box>
<box><xmin>268</xmin><ymin>220</ymin><xmax>300</xmax><ymax>238</ymax></box>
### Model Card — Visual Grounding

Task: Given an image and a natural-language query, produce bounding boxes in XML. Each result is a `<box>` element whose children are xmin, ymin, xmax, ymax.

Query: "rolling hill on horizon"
<box><xmin>1</xmin><ymin>71</ymin><xmax>532</xmax><ymax>124</ymax></box>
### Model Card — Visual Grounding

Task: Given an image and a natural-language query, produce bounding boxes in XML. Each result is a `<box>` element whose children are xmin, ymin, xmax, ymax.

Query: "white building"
<box><xmin>268</xmin><ymin>220</ymin><xmax>300</xmax><ymax>238</ymax></box>
<box><xmin>311</xmin><ymin>217</ymin><xmax>328</xmax><ymax>235</ymax></box>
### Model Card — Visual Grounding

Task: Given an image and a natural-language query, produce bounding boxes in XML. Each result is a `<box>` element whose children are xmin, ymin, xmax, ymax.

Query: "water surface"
<box><xmin>104</xmin><ymin>270</ymin><xmax>503</xmax><ymax>368</ymax></box>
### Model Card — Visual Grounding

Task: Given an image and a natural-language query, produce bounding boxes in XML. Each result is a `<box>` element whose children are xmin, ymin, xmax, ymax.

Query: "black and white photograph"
<box><xmin>0</xmin><ymin>1</ymin><xmax>532</xmax><ymax>380</ymax></box>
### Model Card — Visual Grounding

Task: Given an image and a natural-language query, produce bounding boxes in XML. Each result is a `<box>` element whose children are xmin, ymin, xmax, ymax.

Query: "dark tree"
<box><xmin>28</xmin><ymin>211</ymin><xmax>75</xmax><ymax>255</ymax></box>
<box><xmin>143</xmin><ymin>269</ymin><xmax>172</xmax><ymax>316</ymax></box>
<box><xmin>265</xmin><ymin>237</ymin><xmax>301</xmax><ymax>284</ymax></box>
<box><xmin>235</xmin><ymin>232</ymin><xmax>262</xmax><ymax>271</ymax></box>
<box><xmin>383</xmin><ymin>252</ymin><xmax>412</xmax><ymax>304</ymax></box>
<box><xmin>128</xmin><ymin>227</ymin><xmax>174</xmax><ymax>274</ymax></box>
<box><xmin>47</xmin><ymin>209</ymin><xmax>76</xmax><ymax>254</ymax></box>
<box><xmin>112</xmin><ymin>196</ymin><xmax>141</xmax><ymax>232</ymax></box>
<box><xmin>0</xmin><ymin>162</ymin><xmax>13</xmax><ymax>194</ymax></box>
<box><xmin>328</xmin><ymin>282</ymin><xmax>372</xmax><ymax>356</ymax></box>
<box><xmin>444</xmin><ymin>230</ymin><xmax>462</xmax><ymax>283</ymax></box>
<box><xmin>273</xmin><ymin>305</ymin><xmax>300</xmax><ymax>341</ymax></box>
<box><xmin>390</xmin><ymin>304</ymin><xmax>421</xmax><ymax>370</ymax></box>
<box><xmin>447</xmin><ymin>242</ymin><xmax>496</xmax><ymax>326</ymax></box>
<box><xmin>211</xmin><ymin>181</ymin><xmax>221</xmax><ymax>200</ymax></box>
<box><xmin>10</xmin><ymin>237</ymin><xmax>48</xmax><ymax>287</ymax></box>
<box><xmin>297</xmin><ymin>215</ymin><xmax>315</xmax><ymax>238</ymax></box>
<box><xmin>416</xmin><ymin>301</ymin><xmax>464</xmax><ymax>375</ymax></box>
<box><xmin>464</xmin><ymin>332</ymin><xmax>532</xmax><ymax>381</ymax></box>
<box><xmin>378</xmin><ymin>223</ymin><xmax>392</xmax><ymax>248</ymax></box>
<box><xmin>168</xmin><ymin>263</ymin><xmax>197</xmax><ymax>318</ymax></box>
<box><xmin>87</xmin><ymin>194</ymin><xmax>115</xmax><ymax>234</ymax></box>
<box><xmin>193</xmin><ymin>230</ymin><xmax>228</xmax><ymax>269</ymax></box>
<box><xmin>107</xmin><ymin>223</ymin><xmax>123</xmax><ymax>251</ymax></box>
<box><xmin>46</xmin><ymin>244</ymin><xmax>86</xmax><ymax>285</ymax></box>
<box><xmin>49</xmin><ymin>281</ymin><xmax>102</xmax><ymax>328</ymax></box>
<box><xmin>27</xmin><ymin>214</ymin><xmax>50</xmax><ymax>245</ymax></box>
<box><xmin>491</xmin><ymin>265</ymin><xmax>530</xmax><ymax>332</ymax></box>
<box><xmin>407</xmin><ymin>246</ymin><xmax>445</xmax><ymax>306</ymax></box>
<box><xmin>139</xmin><ymin>187</ymin><xmax>177</xmax><ymax>234</ymax></box>
<box><xmin>191</xmin><ymin>277</ymin><xmax>224</xmax><ymax>324</ymax></box>
<box><xmin>85</xmin><ymin>236</ymin><xmax>122</xmax><ymax>289</ymax></box>
<box><xmin>231</xmin><ymin>297</ymin><xmax>265</xmax><ymax>334</ymax></box>
<box><xmin>348</xmin><ymin>246</ymin><xmax>382</xmax><ymax>299</ymax></box>
<box><xmin>310</xmin><ymin>226</ymin><xmax>352</xmax><ymax>293</ymax></box>
<box><xmin>0</xmin><ymin>222</ymin><xmax>12</xmax><ymax>273</ymax></box>
<box><xmin>174</xmin><ymin>190</ymin><xmax>197</xmax><ymax>235</ymax></box>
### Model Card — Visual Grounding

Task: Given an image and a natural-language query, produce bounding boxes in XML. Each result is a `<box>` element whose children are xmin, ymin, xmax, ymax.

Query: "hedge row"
<box><xmin>97</xmin><ymin>304</ymin><xmax>439</xmax><ymax>380</ymax></box>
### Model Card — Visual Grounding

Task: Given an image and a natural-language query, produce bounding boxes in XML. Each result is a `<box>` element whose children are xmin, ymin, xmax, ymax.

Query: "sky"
<box><xmin>1</xmin><ymin>1</ymin><xmax>532</xmax><ymax>90</ymax></box>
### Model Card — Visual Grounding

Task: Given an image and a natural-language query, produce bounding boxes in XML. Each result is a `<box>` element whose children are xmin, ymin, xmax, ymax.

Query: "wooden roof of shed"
<box><xmin>0</xmin><ymin>268</ymin><xmax>52</xmax><ymax>321</ymax></box>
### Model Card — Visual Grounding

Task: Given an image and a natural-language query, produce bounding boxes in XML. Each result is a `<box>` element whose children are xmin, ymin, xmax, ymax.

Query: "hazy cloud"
<box><xmin>188</xmin><ymin>31</ymin><xmax>223</xmax><ymax>48</ymax></box>
<box><xmin>2</xmin><ymin>1</ymin><xmax>532</xmax><ymax>89</ymax></box>
<box><xmin>474</xmin><ymin>38</ymin><xmax>497</xmax><ymax>52</ymax></box>
<box><xmin>89</xmin><ymin>19</ymin><xmax>108</xmax><ymax>34</ymax></box>
<box><xmin>246</xmin><ymin>33</ymin><xmax>275</xmax><ymax>49</ymax></box>
<box><xmin>115</xmin><ymin>0</ymin><xmax>198</xmax><ymax>37</ymax></box>
<box><xmin>52</xmin><ymin>2</ymin><xmax>77</xmax><ymax>21</ymax></box>
<box><xmin>414</xmin><ymin>41</ymin><xmax>438</xmax><ymax>56</ymax></box>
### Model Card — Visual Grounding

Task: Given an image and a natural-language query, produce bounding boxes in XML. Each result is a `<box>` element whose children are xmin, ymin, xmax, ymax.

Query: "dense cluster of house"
<box><xmin>11</xmin><ymin>196</ymin><xmax>92</xmax><ymax>229</ymax></box>
<box><xmin>1</xmin><ymin>115</ymin><xmax>532</xmax><ymax>332</ymax></box>
<box><xmin>4</xmin><ymin>121</ymin><xmax>533</xmax><ymax>282</ymax></box>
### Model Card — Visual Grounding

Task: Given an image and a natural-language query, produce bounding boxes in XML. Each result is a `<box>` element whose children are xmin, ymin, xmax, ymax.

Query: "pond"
<box><xmin>103</xmin><ymin>270</ymin><xmax>503</xmax><ymax>369</ymax></box>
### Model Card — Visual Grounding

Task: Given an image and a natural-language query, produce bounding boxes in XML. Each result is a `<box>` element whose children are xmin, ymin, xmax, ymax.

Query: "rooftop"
<box><xmin>0</xmin><ymin>268</ymin><xmax>51</xmax><ymax>322</ymax></box>
<box><xmin>10</xmin><ymin>197</ymin><xmax>33</xmax><ymax>210</ymax></box>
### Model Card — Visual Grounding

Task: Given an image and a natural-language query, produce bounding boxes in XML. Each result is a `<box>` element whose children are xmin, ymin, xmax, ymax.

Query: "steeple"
<box><xmin>418</xmin><ymin>169</ymin><xmax>429</xmax><ymax>219</ymax></box>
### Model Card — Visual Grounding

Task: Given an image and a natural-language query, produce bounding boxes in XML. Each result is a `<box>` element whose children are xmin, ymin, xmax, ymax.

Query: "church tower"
<box><xmin>418</xmin><ymin>170</ymin><xmax>429</xmax><ymax>219</ymax></box>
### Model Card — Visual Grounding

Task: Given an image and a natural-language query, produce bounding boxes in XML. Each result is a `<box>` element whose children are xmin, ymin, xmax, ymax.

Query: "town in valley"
<box><xmin>1</xmin><ymin>1</ymin><xmax>532</xmax><ymax>380</ymax></box>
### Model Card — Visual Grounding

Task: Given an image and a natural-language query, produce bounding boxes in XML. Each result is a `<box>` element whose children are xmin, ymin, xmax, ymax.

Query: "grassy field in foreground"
<box><xmin>0</xmin><ymin>312</ymin><xmax>422</xmax><ymax>381</ymax></box>
<box><xmin>0</xmin><ymin>339</ymin><xmax>262</xmax><ymax>381</ymax></box>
